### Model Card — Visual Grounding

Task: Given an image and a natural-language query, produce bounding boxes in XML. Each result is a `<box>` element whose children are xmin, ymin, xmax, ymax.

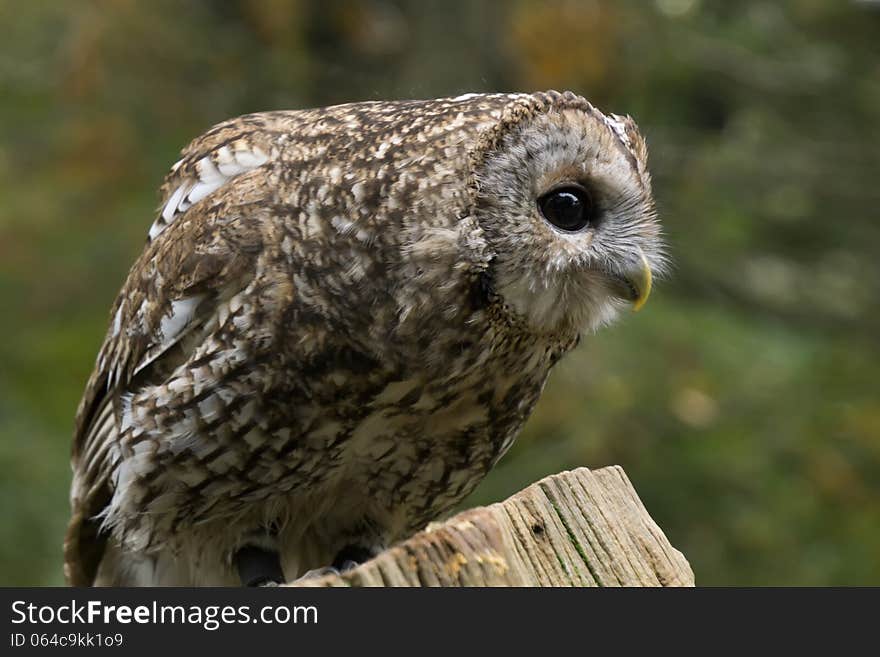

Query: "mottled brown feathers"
<box><xmin>66</xmin><ymin>91</ymin><xmax>662</xmax><ymax>585</ymax></box>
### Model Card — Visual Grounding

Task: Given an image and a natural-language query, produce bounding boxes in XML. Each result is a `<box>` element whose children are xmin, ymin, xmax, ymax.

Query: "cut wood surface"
<box><xmin>289</xmin><ymin>466</ymin><xmax>694</xmax><ymax>587</ymax></box>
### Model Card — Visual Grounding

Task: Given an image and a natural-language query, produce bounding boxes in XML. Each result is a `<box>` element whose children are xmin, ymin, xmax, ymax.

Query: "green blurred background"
<box><xmin>1</xmin><ymin>0</ymin><xmax>878</xmax><ymax>585</ymax></box>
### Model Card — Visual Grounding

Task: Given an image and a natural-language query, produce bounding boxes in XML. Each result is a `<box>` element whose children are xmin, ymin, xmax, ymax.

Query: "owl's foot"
<box><xmin>291</xmin><ymin>545</ymin><xmax>375</xmax><ymax>583</ymax></box>
<box><xmin>234</xmin><ymin>545</ymin><xmax>285</xmax><ymax>587</ymax></box>
<box><xmin>296</xmin><ymin>566</ymin><xmax>341</xmax><ymax>581</ymax></box>
<box><xmin>331</xmin><ymin>544</ymin><xmax>374</xmax><ymax>571</ymax></box>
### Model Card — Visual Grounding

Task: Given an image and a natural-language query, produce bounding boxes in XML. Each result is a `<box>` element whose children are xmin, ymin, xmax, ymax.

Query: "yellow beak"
<box><xmin>631</xmin><ymin>248</ymin><xmax>653</xmax><ymax>312</ymax></box>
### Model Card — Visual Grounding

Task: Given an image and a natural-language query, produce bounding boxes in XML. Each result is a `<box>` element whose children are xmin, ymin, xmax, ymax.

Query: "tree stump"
<box><xmin>289</xmin><ymin>466</ymin><xmax>694</xmax><ymax>587</ymax></box>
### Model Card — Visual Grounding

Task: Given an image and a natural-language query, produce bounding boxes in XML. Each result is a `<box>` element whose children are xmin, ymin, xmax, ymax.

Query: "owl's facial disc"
<box><xmin>536</xmin><ymin>185</ymin><xmax>653</xmax><ymax>311</ymax></box>
<box><xmin>473</xmin><ymin>96</ymin><xmax>663</xmax><ymax>335</ymax></box>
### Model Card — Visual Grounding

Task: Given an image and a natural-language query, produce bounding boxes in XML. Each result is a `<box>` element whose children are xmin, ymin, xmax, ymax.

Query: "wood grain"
<box><xmin>289</xmin><ymin>466</ymin><xmax>694</xmax><ymax>587</ymax></box>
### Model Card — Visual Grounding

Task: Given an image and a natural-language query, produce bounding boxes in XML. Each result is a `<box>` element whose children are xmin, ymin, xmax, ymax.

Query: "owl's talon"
<box><xmin>296</xmin><ymin>566</ymin><xmax>341</xmax><ymax>581</ymax></box>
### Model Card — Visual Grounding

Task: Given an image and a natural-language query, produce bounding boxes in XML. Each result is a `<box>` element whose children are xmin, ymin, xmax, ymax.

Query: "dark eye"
<box><xmin>537</xmin><ymin>186</ymin><xmax>594</xmax><ymax>232</ymax></box>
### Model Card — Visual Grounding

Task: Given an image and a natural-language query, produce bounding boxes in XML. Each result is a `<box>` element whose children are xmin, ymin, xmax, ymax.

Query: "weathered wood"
<box><xmin>289</xmin><ymin>466</ymin><xmax>694</xmax><ymax>587</ymax></box>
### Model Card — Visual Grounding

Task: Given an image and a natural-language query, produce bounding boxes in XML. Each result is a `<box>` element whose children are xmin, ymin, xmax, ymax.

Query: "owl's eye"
<box><xmin>537</xmin><ymin>186</ymin><xmax>594</xmax><ymax>232</ymax></box>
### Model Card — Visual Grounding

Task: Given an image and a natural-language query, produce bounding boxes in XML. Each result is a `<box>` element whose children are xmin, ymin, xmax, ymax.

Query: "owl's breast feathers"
<box><xmin>66</xmin><ymin>95</ymin><xmax>585</xmax><ymax>585</ymax></box>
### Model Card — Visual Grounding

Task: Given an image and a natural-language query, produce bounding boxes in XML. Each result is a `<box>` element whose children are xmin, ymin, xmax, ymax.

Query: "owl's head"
<box><xmin>470</xmin><ymin>91</ymin><xmax>665</xmax><ymax>335</ymax></box>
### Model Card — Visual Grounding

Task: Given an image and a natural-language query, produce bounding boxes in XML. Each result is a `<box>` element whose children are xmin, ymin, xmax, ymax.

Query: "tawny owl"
<box><xmin>65</xmin><ymin>90</ymin><xmax>663</xmax><ymax>586</ymax></box>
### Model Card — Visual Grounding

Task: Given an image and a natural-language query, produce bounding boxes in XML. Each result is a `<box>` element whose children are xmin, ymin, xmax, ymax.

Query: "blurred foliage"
<box><xmin>1</xmin><ymin>0</ymin><xmax>878</xmax><ymax>585</ymax></box>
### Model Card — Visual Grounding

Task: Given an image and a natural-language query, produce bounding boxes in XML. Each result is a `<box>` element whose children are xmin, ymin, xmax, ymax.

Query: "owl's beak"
<box><xmin>629</xmin><ymin>247</ymin><xmax>652</xmax><ymax>312</ymax></box>
<box><xmin>600</xmin><ymin>248</ymin><xmax>653</xmax><ymax>310</ymax></box>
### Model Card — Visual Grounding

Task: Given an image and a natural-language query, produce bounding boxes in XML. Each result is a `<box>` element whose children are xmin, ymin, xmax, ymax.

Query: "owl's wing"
<box><xmin>65</xmin><ymin>119</ymin><xmax>282</xmax><ymax>585</ymax></box>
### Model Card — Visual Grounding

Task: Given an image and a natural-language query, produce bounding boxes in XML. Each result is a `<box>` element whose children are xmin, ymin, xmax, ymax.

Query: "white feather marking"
<box><xmin>119</xmin><ymin>392</ymin><xmax>135</xmax><ymax>433</ymax></box>
<box><xmin>214</xmin><ymin>146</ymin><xmax>239</xmax><ymax>177</ymax></box>
<box><xmin>112</xmin><ymin>305</ymin><xmax>124</xmax><ymax>337</ymax></box>
<box><xmin>160</xmin><ymin>296</ymin><xmax>203</xmax><ymax>343</ymax></box>
<box><xmin>232</xmin><ymin>313</ymin><xmax>252</xmax><ymax>331</ymax></box>
<box><xmin>151</xmin><ymin>146</ymin><xmax>269</xmax><ymax>241</ymax></box>
<box><xmin>234</xmin><ymin>146</ymin><xmax>268</xmax><ymax>168</ymax></box>
<box><xmin>605</xmin><ymin>114</ymin><xmax>632</xmax><ymax>149</ymax></box>
<box><xmin>131</xmin><ymin>295</ymin><xmax>205</xmax><ymax>378</ymax></box>
<box><xmin>148</xmin><ymin>218</ymin><xmax>167</xmax><ymax>242</ymax></box>
<box><xmin>186</xmin><ymin>179</ymin><xmax>223</xmax><ymax>205</ymax></box>
<box><xmin>161</xmin><ymin>182</ymin><xmax>190</xmax><ymax>222</ymax></box>
<box><xmin>331</xmin><ymin>215</ymin><xmax>354</xmax><ymax>235</ymax></box>
<box><xmin>195</xmin><ymin>156</ymin><xmax>224</xmax><ymax>184</ymax></box>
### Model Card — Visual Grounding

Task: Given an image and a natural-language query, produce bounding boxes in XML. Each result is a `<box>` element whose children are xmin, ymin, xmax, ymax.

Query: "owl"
<box><xmin>64</xmin><ymin>90</ymin><xmax>663</xmax><ymax>586</ymax></box>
